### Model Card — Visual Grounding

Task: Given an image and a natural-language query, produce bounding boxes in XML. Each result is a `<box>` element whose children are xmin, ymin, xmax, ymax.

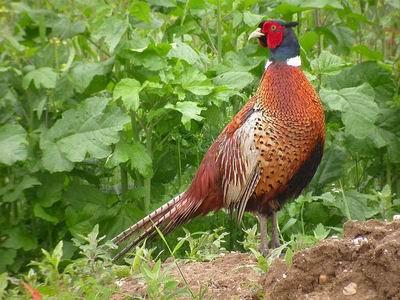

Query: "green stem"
<box><xmin>144</xmin><ymin>128</ymin><xmax>152</xmax><ymax>214</ymax></box>
<box><xmin>180</xmin><ymin>0</ymin><xmax>190</xmax><ymax>26</ymax></box>
<box><xmin>120</xmin><ymin>164</ymin><xmax>128</xmax><ymax>195</ymax></box>
<box><xmin>177</xmin><ymin>137</ymin><xmax>182</xmax><ymax>188</ymax></box>
<box><xmin>340</xmin><ymin>180</ymin><xmax>352</xmax><ymax>220</ymax></box>
<box><xmin>216</xmin><ymin>0</ymin><xmax>222</xmax><ymax>63</ymax></box>
<box><xmin>300</xmin><ymin>202</ymin><xmax>305</xmax><ymax>235</ymax></box>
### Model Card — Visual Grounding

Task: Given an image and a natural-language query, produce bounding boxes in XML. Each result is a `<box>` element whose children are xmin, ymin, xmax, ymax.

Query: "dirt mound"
<box><xmin>113</xmin><ymin>252</ymin><xmax>261</xmax><ymax>299</ymax></box>
<box><xmin>114</xmin><ymin>220</ymin><xmax>400</xmax><ymax>299</ymax></box>
<box><xmin>263</xmin><ymin>220</ymin><xmax>400</xmax><ymax>300</ymax></box>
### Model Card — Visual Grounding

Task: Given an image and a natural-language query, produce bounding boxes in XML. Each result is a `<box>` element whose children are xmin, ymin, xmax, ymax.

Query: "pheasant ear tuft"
<box><xmin>285</xmin><ymin>21</ymin><xmax>299</xmax><ymax>28</ymax></box>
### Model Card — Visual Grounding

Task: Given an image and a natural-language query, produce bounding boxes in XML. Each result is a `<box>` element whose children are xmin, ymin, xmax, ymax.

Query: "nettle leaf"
<box><xmin>319</xmin><ymin>191</ymin><xmax>378</xmax><ymax>220</ymax></box>
<box><xmin>22</xmin><ymin>67</ymin><xmax>57</xmax><ymax>90</ymax></box>
<box><xmin>165</xmin><ymin>101</ymin><xmax>205</xmax><ymax>126</ymax></box>
<box><xmin>310</xmin><ymin>51</ymin><xmax>347</xmax><ymax>75</ymax></box>
<box><xmin>40</xmin><ymin>97</ymin><xmax>129</xmax><ymax>172</ymax></box>
<box><xmin>69</xmin><ymin>59</ymin><xmax>113</xmax><ymax>93</ymax></box>
<box><xmin>50</xmin><ymin>16</ymin><xmax>86</xmax><ymax>39</ymax></box>
<box><xmin>213</xmin><ymin>71</ymin><xmax>255</xmax><ymax>90</ymax></box>
<box><xmin>2</xmin><ymin>227</ymin><xmax>38</xmax><ymax>251</ymax></box>
<box><xmin>0</xmin><ymin>249</ymin><xmax>16</xmax><ymax>269</ymax></box>
<box><xmin>1</xmin><ymin>175</ymin><xmax>41</xmax><ymax>203</ymax></box>
<box><xmin>92</xmin><ymin>16</ymin><xmax>128</xmax><ymax>53</ymax></box>
<box><xmin>107</xmin><ymin>140</ymin><xmax>153</xmax><ymax>178</ymax></box>
<box><xmin>34</xmin><ymin>204</ymin><xmax>59</xmax><ymax>224</ymax></box>
<box><xmin>63</xmin><ymin>184</ymin><xmax>113</xmax><ymax>236</ymax></box>
<box><xmin>180</xmin><ymin>68</ymin><xmax>214</xmax><ymax>96</ymax></box>
<box><xmin>300</xmin><ymin>31</ymin><xmax>319</xmax><ymax>52</ymax></box>
<box><xmin>312</xmin><ymin>144</ymin><xmax>347</xmax><ymax>187</ymax></box>
<box><xmin>0</xmin><ymin>124</ymin><xmax>28</xmax><ymax>165</ymax></box>
<box><xmin>326</xmin><ymin>62</ymin><xmax>396</xmax><ymax>102</ymax></box>
<box><xmin>113</xmin><ymin>78</ymin><xmax>142</xmax><ymax>111</ymax></box>
<box><xmin>130</xmin><ymin>0</ymin><xmax>152</xmax><ymax>23</ymax></box>
<box><xmin>320</xmin><ymin>83</ymin><xmax>378</xmax><ymax>139</ymax></box>
<box><xmin>168</xmin><ymin>42</ymin><xmax>201</xmax><ymax>65</ymax></box>
<box><xmin>242</xmin><ymin>12</ymin><xmax>263</xmax><ymax>27</ymax></box>
<box><xmin>130</xmin><ymin>142</ymin><xmax>153</xmax><ymax>177</ymax></box>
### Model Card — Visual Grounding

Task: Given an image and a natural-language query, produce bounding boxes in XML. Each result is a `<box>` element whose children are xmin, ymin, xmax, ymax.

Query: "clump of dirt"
<box><xmin>114</xmin><ymin>220</ymin><xmax>400</xmax><ymax>299</ymax></box>
<box><xmin>263</xmin><ymin>219</ymin><xmax>400</xmax><ymax>300</ymax></box>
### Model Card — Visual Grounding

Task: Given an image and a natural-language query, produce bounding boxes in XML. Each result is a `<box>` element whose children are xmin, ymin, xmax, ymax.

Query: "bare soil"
<box><xmin>114</xmin><ymin>220</ymin><xmax>400</xmax><ymax>299</ymax></box>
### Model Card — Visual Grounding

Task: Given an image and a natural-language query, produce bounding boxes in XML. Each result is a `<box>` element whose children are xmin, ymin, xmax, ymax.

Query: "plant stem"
<box><xmin>340</xmin><ymin>180</ymin><xmax>352</xmax><ymax>220</ymax></box>
<box><xmin>177</xmin><ymin>137</ymin><xmax>182</xmax><ymax>188</ymax></box>
<box><xmin>216</xmin><ymin>0</ymin><xmax>222</xmax><ymax>63</ymax></box>
<box><xmin>120</xmin><ymin>164</ymin><xmax>128</xmax><ymax>195</ymax></box>
<box><xmin>144</xmin><ymin>128</ymin><xmax>152</xmax><ymax>214</ymax></box>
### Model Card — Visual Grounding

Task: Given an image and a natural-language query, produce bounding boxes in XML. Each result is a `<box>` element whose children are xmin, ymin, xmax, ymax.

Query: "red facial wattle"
<box><xmin>262</xmin><ymin>22</ymin><xmax>284</xmax><ymax>49</ymax></box>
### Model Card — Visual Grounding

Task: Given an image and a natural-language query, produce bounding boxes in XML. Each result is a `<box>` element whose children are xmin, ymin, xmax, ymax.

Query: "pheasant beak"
<box><xmin>248</xmin><ymin>28</ymin><xmax>265</xmax><ymax>40</ymax></box>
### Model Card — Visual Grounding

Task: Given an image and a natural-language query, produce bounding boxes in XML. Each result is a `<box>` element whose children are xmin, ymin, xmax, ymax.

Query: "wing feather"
<box><xmin>218</xmin><ymin>109</ymin><xmax>262</xmax><ymax>222</ymax></box>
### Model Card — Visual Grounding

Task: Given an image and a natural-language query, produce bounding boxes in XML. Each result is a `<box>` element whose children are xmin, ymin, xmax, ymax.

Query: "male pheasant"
<box><xmin>112</xmin><ymin>20</ymin><xmax>325</xmax><ymax>260</ymax></box>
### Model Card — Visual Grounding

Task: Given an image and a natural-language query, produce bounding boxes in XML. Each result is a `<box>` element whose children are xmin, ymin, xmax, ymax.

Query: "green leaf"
<box><xmin>36</xmin><ymin>173</ymin><xmax>64</xmax><ymax>207</ymax></box>
<box><xmin>326</xmin><ymin>62</ymin><xmax>396</xmax><ymax>102</ymax></box>
<box><xmin>0</xmin><ymin>249</ymin><xmax>16</xmax><ymax>269</ymax></box>
<box><xmin>22</xmin><ymin>67</ymin><xmax>57</xmax><ymax>89</ymax></box>
<box><xmin>69</xmin><ymin>60</ymin><xmax>113</xmax><ymax>93</ymax></box>
<box><xmin>63</xmin><ymin>184</ymin><xmax>112</xmax><ymax>236</ymax></box>
<box><xmin>313</xmin><ymin>223</ymin><xmax>330</xmax><ymax>240</ymax></box>
<box><xmin>242</xmin><ymin>12</ymin><xmax>263</xmax><ymax>27</ymax></box>
<box><xmin>107</xmin><ymin>140</ymin><xmax>153</xmax><ymax>178</ymax></box>
<box><xmin>301</xmin><ymin>0</ymin><xmax>343</xmax><ymax>9</ymax></box>
<box><xmin>40</xmin><ymin>97</ymin><xmax>129</xmax><ymax>172</ymax></box>
<box><xmin>300</xmin><ymin>31</ymin><xmax>319</xmax><ymax>52</ymax></box>
<box><xmin>320</xmin><ymin>84</ymin><xmax>378</xmax><ymax>139</ymax></box>
<box><xmin>50</xmin><ymin>16</ymin><xmax>86</xmax><ymax>39</ymax></box>
<box><xmin>180</xmin><ymin>69</ymin><xmax>214</xmax><ymax>96</ymax></box>
<box><xmin>213</xmin><ymin>71</ymin><xmax>254</xmax><ymax>90</ymax></box>
<box><xmin>0</xmin><ymin>124</ymin><xmax>28</xmax><ymax>165</ymax></box>
<box><xmin>130</xmin><ymin>142</ymin><xmax>153</xmax><ymax>178</ymax></box>
<box><xmin>166</xmin><ymin>101</ymin><xmax>205</xmax><ymax>126</ymax></box>
<box><xmin>1</xmin><ymin>175</ymin><xmax>41</xmax><ymax>203</ymax></box>
<box><xmin>310</xmin><ymin>51</ymin><xmax>347</xmax><ymax>75</ymax></box>
<box><xmin>312</xmin><ymin>144</ymin><xmax>347</xmax><ymax>187</ymax></box>
<box><xmin>34</xmin><ymin>204</ymin><xmax>59</xmax><ymax>223</ymax></box>
<box><xmin>319</xmin><ymin>191</ymin><xmax>378</xmax><ymax>221</ymax></box>
<box><xmin>0</xmin><ymin>273</ymin><xmax>7</xmax><ymax>298</ymax></box>
<box><xmin>113</xmin><ymin>78</ymin><xmax>142</xmax><ymax>111</ymax></box>
<box><xmin>2</xmin><ymin>227</ymin><xmax>38</xmax><ymax>251</ymax></box>
<box><xmin>92</xmin><ymin>16</ymin><xmax>128</xmax><ymax>53</ymax></box>
<box><xmin>351</xmin><ymin>45</ymin><xmax>383</xmax><ymax>61</ymax></box>
<box><xmin>168</xmin><ymin>42</ymin><xmax>201</xmax><ymax>65</ymax></box>
<box><xmin>130</xmin><ymin>1</ymin><xmax>151</xmax><ymax>23</ymax></box>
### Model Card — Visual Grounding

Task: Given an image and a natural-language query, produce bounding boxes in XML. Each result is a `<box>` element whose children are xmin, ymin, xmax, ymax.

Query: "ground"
<box><xmin>114</xmin><ymin>220</ymin><xmax>400</xmax><ymax>299</ymax></box>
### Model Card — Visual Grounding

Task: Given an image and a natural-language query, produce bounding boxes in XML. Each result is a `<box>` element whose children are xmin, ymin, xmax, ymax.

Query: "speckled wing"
<box><xmin>217</xmin><ymin>102</ymin><xmax>262</xmax><ymax>222</ymax></box>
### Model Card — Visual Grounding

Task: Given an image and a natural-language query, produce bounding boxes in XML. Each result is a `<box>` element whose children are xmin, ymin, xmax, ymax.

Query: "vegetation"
<box><xmin>0</xmin><ymin>0</ymin><xmax>399</xmax><ymax>298</ymax></box>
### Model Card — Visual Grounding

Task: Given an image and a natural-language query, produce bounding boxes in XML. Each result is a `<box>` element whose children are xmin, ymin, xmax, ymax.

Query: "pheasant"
<box><xmin>112</xmin><ymin>20</ymin><xmax>325</xmax><ymax>260</ymax></box>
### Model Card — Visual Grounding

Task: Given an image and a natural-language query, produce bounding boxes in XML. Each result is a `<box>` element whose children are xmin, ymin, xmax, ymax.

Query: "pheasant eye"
<box><xmin>270</xmin><ymin>25</ymin><xmax>277</xmax><ymax>31</ymax></box>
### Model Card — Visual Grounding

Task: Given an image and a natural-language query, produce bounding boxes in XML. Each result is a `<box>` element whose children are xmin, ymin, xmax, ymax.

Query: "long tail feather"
<box><xmin>112</xmin><ymin>192</ymin><xmax>202</xmax><ymax>261</ymax></box>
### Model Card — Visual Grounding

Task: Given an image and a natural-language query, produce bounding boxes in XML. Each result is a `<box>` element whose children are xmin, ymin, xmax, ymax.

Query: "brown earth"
<box><xmin>114</xmin><ymin>220</ymin><xmax>400</xmax><ymax>299</ymax></box>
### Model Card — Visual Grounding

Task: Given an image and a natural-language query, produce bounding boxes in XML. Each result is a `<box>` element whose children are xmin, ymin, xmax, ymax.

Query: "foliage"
<box><xmin>0</xmin><ymin>226</ymin><xmax>118</xmax><ymax>299</ymax></box>
<box><xmin>0</xmin><ymin>0</ymin><xmax>399</xmax><ymax>281</ymax></box>
<box><xmin>176</xmin><ymin>227</ymin><xmax>228</xmax><ymax>261</ymax></box>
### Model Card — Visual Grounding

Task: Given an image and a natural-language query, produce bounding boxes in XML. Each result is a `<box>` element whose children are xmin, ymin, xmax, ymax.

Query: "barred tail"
<box><xmin>112</xmin><ymin>192</ymin><xmax>202</xmax><ymax>261</ymax></box>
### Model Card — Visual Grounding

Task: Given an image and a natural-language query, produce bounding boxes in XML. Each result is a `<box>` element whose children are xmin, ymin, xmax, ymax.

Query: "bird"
<box><xmin>112</xmin><ymin>19</ymin><xmax>325</xmax><ymax>260</ymax></box>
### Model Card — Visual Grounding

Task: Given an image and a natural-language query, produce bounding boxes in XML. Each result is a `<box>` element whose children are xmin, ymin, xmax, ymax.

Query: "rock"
<box><xmin>343</xmin><ymin>282</ymin><xmax>357</xmax><ymax>296</ymax></box>
<box><xmin>318</xmin><ymin>274</ymin><xmax>328</xmax><ymax>285</ymax></box>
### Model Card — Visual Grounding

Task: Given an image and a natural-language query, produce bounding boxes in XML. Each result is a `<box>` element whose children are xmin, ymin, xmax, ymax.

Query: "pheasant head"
<box><xmin>249</xmin><ymin>20</ymin><xmax>299</xmax><ymax>62</ymax></box>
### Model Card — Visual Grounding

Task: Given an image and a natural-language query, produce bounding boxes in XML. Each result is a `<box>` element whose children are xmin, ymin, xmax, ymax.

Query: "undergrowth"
<box><xmin>0</xmin><ymin>217</ymin><xmax>337</xmax><ymax>299</ymax></box>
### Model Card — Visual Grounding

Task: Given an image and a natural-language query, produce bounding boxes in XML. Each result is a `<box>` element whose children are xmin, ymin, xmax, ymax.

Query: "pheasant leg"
<box><xmin>258</xmin><ymin>214</ymin><xmax>269</xmax><ymax>256</ymax></box>
<box><xmin>270</xmin><ymin>211</ymin><xmax>281</xmax><ymax>248</ymax></box>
